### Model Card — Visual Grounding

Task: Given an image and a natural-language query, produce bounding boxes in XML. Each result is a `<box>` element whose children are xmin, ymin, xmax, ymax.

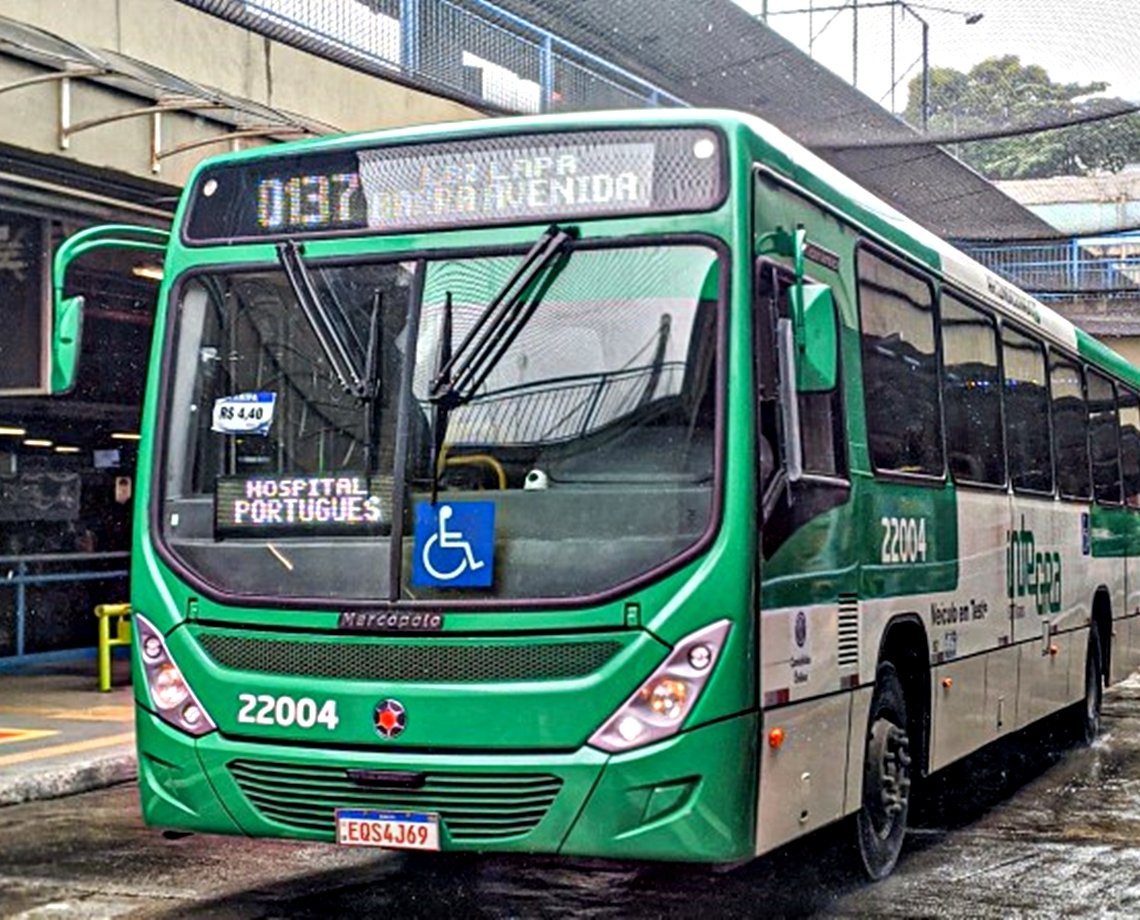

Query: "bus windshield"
<box><xmin>160</xmin><ymin>241</ymin><xmax>721</xmax><ymax>604</ymax></box>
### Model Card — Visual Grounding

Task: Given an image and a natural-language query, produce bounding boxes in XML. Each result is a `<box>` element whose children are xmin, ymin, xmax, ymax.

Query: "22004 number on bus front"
<box><xmin>236</xmin><ymin>693</ymin><xmax>340</xmax><ymax>730</ymax></box>
<box><xmin>880</xmin><ymin>516</ymin><xmax>928</xmax><ymax>564</ymax></box>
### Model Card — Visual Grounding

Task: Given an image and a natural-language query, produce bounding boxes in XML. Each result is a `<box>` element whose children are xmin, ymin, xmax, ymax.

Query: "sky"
<box><xmin>732</xmin><ymin>0</ymin><xmax>1140</xmax><ymax>113</ymax></box>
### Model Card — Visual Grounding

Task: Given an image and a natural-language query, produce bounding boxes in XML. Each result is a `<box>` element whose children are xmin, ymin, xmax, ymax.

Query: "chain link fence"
<box><xmin>178</xmin><ymin>0</ymin><xmax>686</xmax><ymax>116</ymax></box>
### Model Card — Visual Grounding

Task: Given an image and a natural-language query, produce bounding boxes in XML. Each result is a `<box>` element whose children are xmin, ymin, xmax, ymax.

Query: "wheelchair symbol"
<box><xmin>421</xmin><ymin>505</ymin><xmax>487</xmax><ymax>582</ymax></box>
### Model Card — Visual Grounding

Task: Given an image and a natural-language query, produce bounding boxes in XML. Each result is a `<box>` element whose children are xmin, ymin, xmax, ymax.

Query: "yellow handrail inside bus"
<box><xmin>437</xmin><ymin>448</ymin><xmax>507</xmax><ymax>490</ymax></box>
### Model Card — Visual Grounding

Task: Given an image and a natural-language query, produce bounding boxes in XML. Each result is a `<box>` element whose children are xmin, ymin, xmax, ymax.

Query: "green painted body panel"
<box><xmin>761</xmin><ymin>474</ymin><xmax>958</xmax><ymax>609</ymax></box>
<box><xmin>559</xmin><ymin>714</ymin><xmax>756</xmax><ymax>862</ymax></box>
<box><xmin>1090</xmin><ymin>504</ymin><xmax>1140</xmax><ymax>557</ymax></box>
<box><xmin>136</xmin><ymin>708</ymin><xmax>243</xmax><ymax>834</ymax></box>
<box><xmin>170</xmin><ymin>622</ymin><xmax>665</xmax><ymax>750</ymax></box>
<box><xmin>138</xmin><ymin>683</ymin><xmax>754</xmax><ymax>862</ymax></box>
<box><xmin>1077</xmin><ymin>327</ymin><xmax>1140</xmax><ymax>392</ymax></box>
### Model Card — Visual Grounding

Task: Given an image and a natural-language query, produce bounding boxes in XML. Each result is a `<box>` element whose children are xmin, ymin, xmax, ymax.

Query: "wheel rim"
<box><xmin>865</xmin><ymin>718</ymin><xmax>912</xmax><ymax>838</ymax></box>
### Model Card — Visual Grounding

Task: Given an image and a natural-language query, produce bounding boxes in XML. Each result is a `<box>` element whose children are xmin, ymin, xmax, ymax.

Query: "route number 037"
<box><xmin>237</xmin><ymin>693</ymin><xmax>340</xmax><ymax>730</ymax></box>
<box><xmin>880</xmin><ymin>516</ymin><xmax>927</xmax><ymax>564</ymax></box>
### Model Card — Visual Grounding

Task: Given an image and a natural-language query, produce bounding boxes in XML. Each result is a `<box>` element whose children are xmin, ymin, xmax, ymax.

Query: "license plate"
<box><xmin>335</xmin><ymin>809</ymin><xmax>440</xmax><ymax>850</ymax></box>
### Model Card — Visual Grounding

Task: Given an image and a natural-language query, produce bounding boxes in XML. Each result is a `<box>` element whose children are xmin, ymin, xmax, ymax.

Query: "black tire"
<box><xmin>855</xmin><ymin>661</ymin><xmax>913</xmax><ymax>881</ymax></box>
<box><xmin>1075</xmin><ymin>623</ymin><xmax>1104</xmax><ymax>746</ymax></box>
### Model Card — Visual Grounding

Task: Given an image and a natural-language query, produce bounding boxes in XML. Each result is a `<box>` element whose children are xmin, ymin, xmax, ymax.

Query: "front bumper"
<box><xmin>137</xmin><ymin>708</ymin><xmax>757</xmax><ymax>863</ymax></box>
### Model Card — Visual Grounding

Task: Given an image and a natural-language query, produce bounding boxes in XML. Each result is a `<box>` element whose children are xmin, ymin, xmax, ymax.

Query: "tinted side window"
<box><xmin>1050</xmin><ymin>355</ymin><xmax>1091</xmax><ymax>500</ymax></box>
<box><xmin>858</xmin><ymin>249</ymin><xmax>941</xmax><ymax>476</ymax></box>
<box><xmin>1088</xmin><ymin>370</ymin><xmax>1122</xmax><ymax>504</ymax></box>
<box><xmin>1119</xmin><ymin>389</ymin><xmax>1140</xmax><ymax>507</ymax></box>
<box><xmin>1002</xmin><ymin>326</ymin><xmax>1052</xmax><ymax>494</ymax></box>
<box><xmin>940</xmin><ymin>294</ymin><xmax>1003</xmax><ymax>485</ymax></box>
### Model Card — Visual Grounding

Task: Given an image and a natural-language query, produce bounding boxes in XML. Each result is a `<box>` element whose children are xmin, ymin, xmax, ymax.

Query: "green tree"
<box><xmin>903</xmin><ymin>55</ymin><xmax>1140</xmax><ymax>180</ymax></box>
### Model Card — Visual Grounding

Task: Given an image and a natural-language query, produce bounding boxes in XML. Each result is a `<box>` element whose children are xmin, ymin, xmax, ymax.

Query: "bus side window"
<box><xmin>1001</xmin><ymin>325</ymin><xmax>1053</xmax><ymax>495</ymax></box>
<box><xmin>1050</xmin><ymin>354</ymin><xmax>1092</xmax><ymax>501</ymax></box>
<box><xmin>1088</xmin><ymin>369</ymin><xmax>1122</xmax><ymax>505</ymax></box>
<box><xmin>857</xmin><ymin>249</ymin><xmax>942</xmax><ymax>477</ymax></box>
<box><xmin>1119</xmin><ymin>388</ymin><xmax>1140</xmax><ymax>508</ymax></box>
<box><xmin>940</xmin><ymin>294</ymin><xmax>1004</xmax><ymax>485</ymax></box>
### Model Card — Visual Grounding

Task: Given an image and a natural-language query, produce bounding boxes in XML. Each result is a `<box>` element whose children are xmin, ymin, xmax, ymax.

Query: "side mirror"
<box><xmin>52</xmin><ymin>294</ymin><xmax>85</xmax><ymax>394</ymax></box>
<box><xmin>51</xmin><ymin>224</ymin><xmax>169</xmax><ymax>394</ymax></box>
<box><xmin>789</xmin><ymin>283</ymin><xmax>837</xmax><ymax>392</ymax></box>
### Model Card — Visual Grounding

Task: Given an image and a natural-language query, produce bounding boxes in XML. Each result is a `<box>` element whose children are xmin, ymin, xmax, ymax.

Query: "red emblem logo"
<box><xmin>373</xmin><ymin>699</ymin><xmax>407</xmax><ymax>739</ymax></box>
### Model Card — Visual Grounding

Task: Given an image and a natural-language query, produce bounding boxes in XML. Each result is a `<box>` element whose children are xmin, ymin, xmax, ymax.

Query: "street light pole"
<box><xmin>918</xmin><ymin>10</ymin><xmax>930</xmax><ymax>131</ymax></box>
<box><xmin>761</xmin><ymin>1</ymin><xmax>982</xmax><ymax>132</ymax></box>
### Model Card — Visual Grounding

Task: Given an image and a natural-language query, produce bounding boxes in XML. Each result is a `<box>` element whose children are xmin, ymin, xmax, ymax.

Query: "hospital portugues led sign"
<box><xmin>214</xmin><ymin>473</ymin><xmax>391</xmax><ymax>538</ymax></box>
<box><xmin>184</xmin><ymin>128</ymin><xmax>725</xmax><ymax>242</ymax></box>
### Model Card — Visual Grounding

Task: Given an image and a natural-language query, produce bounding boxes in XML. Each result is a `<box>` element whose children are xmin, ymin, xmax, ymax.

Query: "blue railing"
<box><xmin>179</xmin><ymin>0</ymin><xmax>687</xmax><ymax>116</ymax></box>
<box><xmin>959</xmin><ymin>233</ymin><xmax>1140</xmax><ymax>301</ymax></box>
<box><xmin>1</xmin><ymin>552</ymin><xmax>129</xmax><ymax>661</ymax></box>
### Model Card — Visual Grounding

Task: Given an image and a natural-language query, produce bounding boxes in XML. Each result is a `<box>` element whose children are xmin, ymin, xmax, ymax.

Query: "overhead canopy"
<box><xmin>482</xmin><ymin>0</ymin><xmax>1058</xmax><ymax>242</ymax></box>
<box><xmin>0</xmin><ymin>13</ymin><xmax>338</xmax><ymax>195</ymax></box>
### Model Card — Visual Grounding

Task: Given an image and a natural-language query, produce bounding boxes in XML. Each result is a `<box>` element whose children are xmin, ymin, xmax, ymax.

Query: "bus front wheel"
<box><xmin>855</xmin><ymin>661</ymin><xmax>912</xmax><ymax>880</ymax></box>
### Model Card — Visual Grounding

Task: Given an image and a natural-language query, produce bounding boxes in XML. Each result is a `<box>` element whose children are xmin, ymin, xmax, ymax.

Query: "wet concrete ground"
<box><xmin>5</xmin><ymin>678</ymin><xmax>1140</xmax><ymax>918</ymax></box>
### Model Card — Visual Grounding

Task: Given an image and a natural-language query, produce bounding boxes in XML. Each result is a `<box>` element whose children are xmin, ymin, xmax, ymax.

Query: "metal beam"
<box><xmin>61</xmin><ymin>98</ymin><xmax>226</xmax><ymax>142</ymax></box>
<box><xmin>0</xmin><ymin>66</ymin><xmax>103</xmax><ymax>97</ymax></box>
<box><xmin>153</xmin><ymin>126</ymin><xmax>316</xmax><ymax>164</ymax></box>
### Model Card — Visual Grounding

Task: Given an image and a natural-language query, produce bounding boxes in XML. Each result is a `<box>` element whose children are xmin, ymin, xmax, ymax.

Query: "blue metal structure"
<box><xmin>1</xmin><ymin>552</ymin><xmax>129</xmax><ymax>662</ymax></box>
<box><xmin>960</xmin><ymin>232</ymin><xmax>1140</xmax><ymax>301</ymax></box>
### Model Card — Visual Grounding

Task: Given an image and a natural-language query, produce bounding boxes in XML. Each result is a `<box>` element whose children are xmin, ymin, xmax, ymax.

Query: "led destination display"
<box><xmin>185</xmin><ymin>128</ymin><xmax>725</xmax><ymax>242</ymax></box>
<box><xmin>215</xmin><ymin>473</ymin><xmax>391</xmax><ymax>537</ymax></box>
<box><xmin>357</xmin><ymin>139</ymin><xmax>655</xmax><ymax>228</ymax></box>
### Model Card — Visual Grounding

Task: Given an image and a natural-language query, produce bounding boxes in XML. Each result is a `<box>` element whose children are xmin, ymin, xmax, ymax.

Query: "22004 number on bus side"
<box><xmin>880</xmin><ymin>516</ymin><xmax>927</xmax><ymax>564</ymax></box>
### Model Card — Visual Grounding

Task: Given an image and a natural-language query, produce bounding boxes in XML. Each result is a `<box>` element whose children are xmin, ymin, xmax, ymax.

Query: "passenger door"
<box><xmin>1005</xmin><ymin>326</ymin><xmax>1069</xmax><ymax>727</ymax></box>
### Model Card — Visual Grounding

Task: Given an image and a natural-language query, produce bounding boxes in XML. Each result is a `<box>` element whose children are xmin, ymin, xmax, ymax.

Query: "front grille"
<box><xmin>228</xmin><ymin>759</ymin><xmax>563</xmax><ymax>841</ymax></box>
<box><xmin>196</xmin><ymin>632</ymin><xmax>623</xmax><ymax>681</ymax></box>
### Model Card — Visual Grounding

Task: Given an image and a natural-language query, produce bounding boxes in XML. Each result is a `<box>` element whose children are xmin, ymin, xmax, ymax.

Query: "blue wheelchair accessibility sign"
<box><xmin>412</xmin><ymin>501</ymin><xmax>495</xmax><ymax>588</ymax></box>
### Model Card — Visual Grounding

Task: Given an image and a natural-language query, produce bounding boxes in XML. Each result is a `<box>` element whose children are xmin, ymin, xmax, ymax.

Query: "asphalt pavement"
<box><xmin>0</xmin><ymin>654</ymin><xmax>135</xmax><ymax>807</ymax></box>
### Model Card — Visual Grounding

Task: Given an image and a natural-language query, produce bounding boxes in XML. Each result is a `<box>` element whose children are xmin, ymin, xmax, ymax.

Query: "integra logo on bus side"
<box><xmin>1007</xmin><ymin>516</ymin><xmax>1062</xmax><ymax>618</ymax></box>
<box><xmin>339</xmin><ymin>611</ymin><xmax>445</xmax><ymax>632</ymax></box>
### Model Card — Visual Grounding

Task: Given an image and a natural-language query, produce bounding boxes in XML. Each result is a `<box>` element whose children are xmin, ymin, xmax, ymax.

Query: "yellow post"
<box><xmin>94</xmin><ymin>603</ymin><xmax>132</xmax><ymax>692</ymax></box>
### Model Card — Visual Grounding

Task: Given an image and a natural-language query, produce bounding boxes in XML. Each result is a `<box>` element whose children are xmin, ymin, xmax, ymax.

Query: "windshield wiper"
<box><xmin>362</xmin><ymin>289</ymin><xmax>383</xmax><ymax>472</ymax></box>
<box><xmin>277</xmin><ymin>240</ymin><xmax>369</xmax><ymax>399</ymax></box>
<box><xmin>428</xmin><ymin>224</ymin><xmax>576</xmax><ymax>410</ymax></box>
<box><xmin>429</xmin><ymin>292</ymin><xmax>454</xmax><ymax>504</ymax></box>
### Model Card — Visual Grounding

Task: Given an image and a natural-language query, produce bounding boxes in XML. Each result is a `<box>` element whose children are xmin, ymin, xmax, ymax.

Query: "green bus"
<box><xmin>50</xmin><ymin>109</ymin><xmax>1140</xmax><ymax>878</ymax></box>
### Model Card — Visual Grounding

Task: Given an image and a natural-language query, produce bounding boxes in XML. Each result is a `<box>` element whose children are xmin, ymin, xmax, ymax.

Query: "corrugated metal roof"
<box><xmin>483</xmin><ymin>0</ymin><xmax>1058</xmax><ymax>241</ymax></box>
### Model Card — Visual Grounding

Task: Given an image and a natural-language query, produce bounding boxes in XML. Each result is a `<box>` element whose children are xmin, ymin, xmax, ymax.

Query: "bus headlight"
<box><xmin>589</xmin><ymin>619</ymin><xmax>732</xmax><ymax>753</ymax></box>
<box><xmin>135</xmin><ymin>614</ymin><xmax>217</xmax><ymax>737</ymax></box>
